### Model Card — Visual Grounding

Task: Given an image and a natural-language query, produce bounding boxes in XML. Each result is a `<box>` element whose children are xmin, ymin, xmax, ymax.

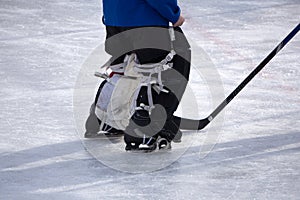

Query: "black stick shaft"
<box><xmin>175</xmin><ymin>23</ymin><xmax>300</xmax><ymax>130</ymax></box>
<box><xmin>209</xmin><ymin>23</ymin><xmax>300</xmax><ymax>121</ymax></box>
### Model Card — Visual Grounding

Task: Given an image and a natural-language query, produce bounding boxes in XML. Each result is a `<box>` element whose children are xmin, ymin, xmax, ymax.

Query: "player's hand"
<box><xmin>173</xmin><ymin>15</ymin><xmax>185</xmax><ymax>27</ymax></box>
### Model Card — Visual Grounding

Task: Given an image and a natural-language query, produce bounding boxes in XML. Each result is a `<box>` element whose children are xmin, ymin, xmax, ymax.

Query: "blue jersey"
<box><xmin>102</xmin><ymin>0</ymin><xmax>181</xmax><ymax>27</ymax></box>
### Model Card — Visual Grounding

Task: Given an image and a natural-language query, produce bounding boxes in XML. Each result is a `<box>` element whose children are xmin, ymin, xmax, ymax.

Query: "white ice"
<box><xmin>1</xmin><ymin>0</ymin><xmax>300</xmax><ymax>199</ymax></box>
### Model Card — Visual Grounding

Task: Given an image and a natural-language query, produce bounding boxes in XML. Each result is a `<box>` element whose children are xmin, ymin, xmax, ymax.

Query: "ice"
<box><xmin>1</xmin><ymin>0</ymin><xmax>299</xmax><ymax>199</ymax></box>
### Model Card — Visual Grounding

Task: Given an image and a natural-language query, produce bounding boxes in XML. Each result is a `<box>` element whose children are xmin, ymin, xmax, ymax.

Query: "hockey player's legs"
<box><xmin>87</xmin><ymin>26</ymin><xmax>191</xmax><ymax>150</ymax></box>
<box><xmin>127</xmin><ymin>28</ymin><xmax>191</xmax><ymax>146</ymax></box>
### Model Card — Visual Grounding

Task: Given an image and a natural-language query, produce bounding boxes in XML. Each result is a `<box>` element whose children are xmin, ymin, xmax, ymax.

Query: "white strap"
<box><xmin>169</xmin><ymin>27</ymin><xmax>176</xmax><ymax>42</ymax></box>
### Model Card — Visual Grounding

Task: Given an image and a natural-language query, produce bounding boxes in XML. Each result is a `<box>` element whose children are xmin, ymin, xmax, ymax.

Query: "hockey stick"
<box><xmin>174</xmin><ymin>23</ymin><xmax>300</xmax><ymax>130</ymax></box>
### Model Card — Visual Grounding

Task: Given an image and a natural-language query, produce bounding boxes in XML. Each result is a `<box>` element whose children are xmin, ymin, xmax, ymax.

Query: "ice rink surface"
<box><xmin>1</xmin><ymin>0</ymin><xmax>299</xmax><ymax>199</ymax></box>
